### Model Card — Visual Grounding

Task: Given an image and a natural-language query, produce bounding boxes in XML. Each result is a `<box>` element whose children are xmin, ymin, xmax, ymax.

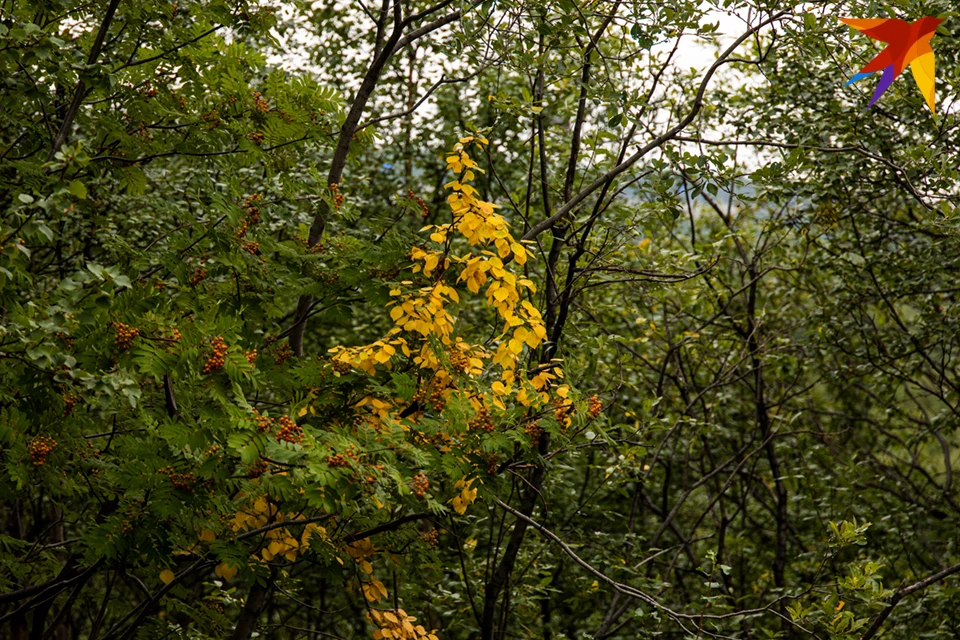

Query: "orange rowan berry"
<box><xmin>252</xmin><ymin>90</ymin><xmax>269</xmax><ymax>113</ymax></box>
<box><xmin>588</xmin><ymin>394</ymin><xmax>603</xmax><ymax>419</ymax></box>
<box><xmin>245</xmin><ymin>349</ymin><xmax>257</xmax><ymax>365</ymax></box>
<box><xmin>114</xmin><ymin>322</ymin><xmax>139</xmax><ymax>350</ymax></box>
<box><xmin>252</xmin><ymin>409</ymin><xmax>274</xmax><ymax>432</ymax></box>
<box><xmin>189</xmin><ymin>266</ymin><xmax>208</xmax><ymax>286</ymax></box>
<box><xmin>28</xmin><ymin>436</ymin><xmax>57</xmax><ymax>466</ymax></box>
<box><xmin>202</xmin><ymin>336</ymin><xmax>228</xmax><ymax>374</ymax></box>
<box><xmin>468</xmin><ymin>405</ymin><xmax>495</xmax><ymax>433</ymax></box>
<box><xmin>422</xmin><ymin>528</ymin><xmax>439</xmax><ymax>548</ymax></box>
<box><xmin>159</xmin><ymin>466</ymin><xmax>196</xmax><ymax>491</ymax></box>
<box><xmin>407</xmin><ymin>189</ymin><xmax>429</xmax><ymax>218</ymax></box>
<box><xmin>329</xmin><ymin>183</ymin><xmax>344</xmax><ymax>209</ymax></box>
<box><xmin>273</xmin><ymin>343</ymin><xmax>293</xmax><ymax>365</ymax></box>
<box><xmin>63</xmin><ymin>393</ymin><xmax>79</xmax><ymax>416</ymax></box>
<box><xmin>449</xmin><ymin>349</ymin><xmax>469</xmax><ymax>374</ymax></box>
<box><xmin>411</xmin><ymin>472</ymin><xmax>429</xmax><ymax>498</ymax></box>
<box><xmin>243</xmin><ymin>194</ymin><xmax>262</xmax><ymax>224</ymax></box>
<box><xmin>525</xmin><ymin>420</ymin><xmax>543</xmax><ymax>446</ymax></box>
<box><xmin>276</xmin><ymin>416</ymin><xmax>303</xmax><ymax>444</ymax></box>
<box><xmin>553</xmin><ymin>399</ymin><xmax>573</xmax><ymax>429</ymax></box>
<box><xmin>247</xmin><ymin>458</ymin><xmax>270</xmax><ymax>478</ymax></box>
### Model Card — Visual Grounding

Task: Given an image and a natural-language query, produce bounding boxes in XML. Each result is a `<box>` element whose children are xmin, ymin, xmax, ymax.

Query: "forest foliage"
<box><xmin>2</xmin><ymin>0</ymin><xmax>960</xmax><ymax>638</ymax></box>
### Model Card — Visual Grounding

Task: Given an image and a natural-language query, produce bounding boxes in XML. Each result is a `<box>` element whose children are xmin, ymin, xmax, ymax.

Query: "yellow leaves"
<box><xmin>198</xmin><ymin>529</ymin><xmax>216</xmax><ymax>542</ymax></box>
<box><xmin>300</xmin><ymin>523</ymin><xmax>327</xmax><ymax>549</ymax></box>
<box><xmin>511</xmin><ymin>242</ymin><xmax>527</xmax><ymax>264</ymax></box>
<box><xmin>450</xmin><ymin>477</ymin><xmax>478</xmax><ymax>515</ymax></box>
<box><xmin>215</xmin><ymin>562</ymin><xmax>238</xmax><ymax>580</ymax></box>
<box><xmin>374</xmin><ymin>343</ymin><xmax>396</xmax><ymax>364</ymax></box>
<box><xmin>362</xmin><ymin>577</ymin><xmax>389</xmax><ymax>602</ymax></box>
<box><xmin>159</xmin><ymin>569</ymin><xmax>175</xmax><ymax>585</ymax></box>
<box><xmin>262</xmin><ymin>534</ymin><xmax>299</xmax><ymax>562</ymax></box>
<box><xmin>369</xmin><ymin>608</ymin><xmax>438</xmax><ymax>640</ymax></box>
<box><xmin>346</xmin><ymin>538</ymin><xmax>377</xmax><ymax>561</ymax></box>
<box><xmin>531</xmin><ymin>370</ymin><xmax>557</xmax><ymax>391</ymax></box>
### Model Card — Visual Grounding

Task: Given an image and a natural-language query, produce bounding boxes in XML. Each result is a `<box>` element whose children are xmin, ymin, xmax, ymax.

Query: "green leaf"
<box><xmin>69</xmin><ymin>180</ymin><xmax>88</xmax><ymax>200</ymax></box>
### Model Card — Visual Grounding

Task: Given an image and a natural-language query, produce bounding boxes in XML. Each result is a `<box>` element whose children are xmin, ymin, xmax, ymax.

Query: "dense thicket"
<box><xmin>3</xmin><ymin>0</ymin><xmax>960</xmax><ymax>639</ymax></box>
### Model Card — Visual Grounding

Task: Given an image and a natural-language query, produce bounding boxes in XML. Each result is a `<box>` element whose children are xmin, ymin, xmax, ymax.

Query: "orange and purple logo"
<box><xmin>841</xmin><ymin>16</ymin><xmax>942</xmax><ymax>114</ymax></box>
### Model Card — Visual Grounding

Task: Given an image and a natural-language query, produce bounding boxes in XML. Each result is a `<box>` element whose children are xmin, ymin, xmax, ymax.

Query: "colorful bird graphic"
<box><xmin>840</xmin><ymin>16</ymin><xmax>943</xmax><ymax>114</ymax></box>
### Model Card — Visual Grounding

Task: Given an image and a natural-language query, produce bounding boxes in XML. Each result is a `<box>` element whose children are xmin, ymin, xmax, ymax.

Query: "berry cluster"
<box><xmin>136</xmin><ymin>120</ymin><xmax>151</xmax><ymax>140</ymax></box>
<box><xmin>56</xmin><ymin>332</ymin><xmax>74</xmax><ymax>349</ymax></box>
<box><xmin>525</xmin><ymin>420</ymin><xmax>543</xmax><ymax>446</ymax></box>
<box><xmin>246</xmin><ymin>458</ymin><xmax>270</xmax><ymax>478</ymax></box>
<box><xmin>329</xmin><ymin>183</ymin><xmax>344</xmax><ymax>209</ymax></box>
<box><xmin>326</xmin><ymin>447</ymin><xmax>360</xmax><ymax>468</ymax></box>
<box><xmin>484</xmin><ymin>453</ymin><xmax>500</xmax><ymax>475</ymax></box>
<box><xmin>252</xmin><ymin>409</ymin><xmax>274</xmax><ymax>432</ymax></box>
<box><xmin>154</xmin><ymin>279</ymin><xmax>166</xmax><ymax>290</ymax></box>
<box><xmin>244</xmin><ymin>349</ymin><xmax>257</xmax><ymax>365</ymax></box>
<box><xmin>235</xmin><ymin>219</ymin><xmax>248</xmax><ymax>239</ymax></box>
<box><xmin>63</xmin><ymin>393</ymin><xmax>78</xmax><ymax>416</ymax></box>
<box><xmin>248</xmin><ymin>131</ymin><xmax>265</xmax><ymax>145</ymax></box>
<box><xmin>553</xmin><ymin>399</ymin><xmax>573</xmax><ymax>429</ymax></box>
<box><xmin>241</xmin><ymin>240</ymin><xmax>259</xmax><ymax>255</ymax></box>
<box><xmin>411</xmin><ymin>472</ymin><xmax>429</xmax><ymax>498</ymax></box>
<box><xmin>252</xmin><ymin>90</ymin><xmax>270</xmax><ymax>113</ymax></box>
<box><xmin>189</xmin><ymin>266</ymin><xmax>208</xmax><ymax>286</ymax></box>
<box><xmin>427</xmin><ymin>382</ymin><xmax>446</xmax><ymax>412</ymax></box>
<box><xmin>159</xmin><ymin>466</ymin><xmax>196</xmax><ymax>491</ymax></box>
<box><xmin>28</xmin><ymin>436</ymin><xmax>57</xmax><ymax>466</ymax></box>
<box><xmin>243</xmin><ymin>194</ymin><xmax>262</xmax><ymax>225</ymax></box>
<box><xmin>115</xmin><ymin>322</ymin><xmax>139</xmax><ymax>350</ymax></box>
<box><xmin>449</xmin><ymin>349</ymin><xmax>469</xmax><ymax>374</ymax></box>
<box><xmin>202</xmin><ymin>109</ymin><xmax>221</xmax><ymax>129</ymax></box>
<box><xmin>407</xmin><ymin>189</ymin><xmax>429</xmax><ymax>218</ymax></box>
<box><xmin>273</xmin><ymin>343</ymin><xmax>293</xmax><ymax>365</ymax></box>
<box><xmin>468</xmin><ymin>405</ymin><xmax>495</xmax><ymax>433</ymax></box>
<box><xmin>421</xmin><ymin>529</ymin><xmax>439</xmax><ymax>549</ymax></box>
<box><xmin>588</xmin><ymin>394</ymin><xmax>603</xmax><ymax>419</ymax></box>
<box><xmin>332</xmin><ymin>359</ymin><xmax>352</xmax><ymax>375</ymax></box>
<box><xmin>169</xmin><ymin>328</ymin><xmax>182</xmax><ymax>342</ymax></box>
<box><xmin>202</xmin><ymin>336</ymin><xmax>228</xmax><ymax>374</ymax></box>
<box><xmin>276</xmin><ymin>415</ymin><xmax>303</xmax><ymax>444</ymax></box>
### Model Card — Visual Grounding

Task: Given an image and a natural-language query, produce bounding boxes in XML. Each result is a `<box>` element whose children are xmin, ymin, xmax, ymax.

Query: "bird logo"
<box><xmin>840</xmin><ymin>16</ymin><xmax>943</xmax><ymax>114</ymax></box>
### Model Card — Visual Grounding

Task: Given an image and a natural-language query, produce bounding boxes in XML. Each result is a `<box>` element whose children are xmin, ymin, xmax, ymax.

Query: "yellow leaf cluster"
<box><xmin>346</xmin><ymin>537</ymin><xmax>377</xmax><ymax>561</ymax></box>
<box><xmin>324</xmin><ymin>136</ymin><xmax>568</xmax><ymax>445</ymax></box>
<box><xmin>215</xmin><ymin>562</ymin><xmax>238</xmax><ymax>580</ymax></box>
<box><xmin>330</xmin><ymin>332</ymin><xmax>410</xmax><ymax>375</ymax></box>
<box><xmin>387</xmin><ymin>283</ymin><xmax>458</xmax><ymax>340</ymax></box>
<box><xmin>362</xmin><ymin>577</ymin><xmax>389</xmax><ymax>602</ymax></box>
<box><xmin>225</xmin><ymin>496</ymin><xmax>329</xmax><ymax>572</ymax></box>
<box><xmin>368</xmin><ymin>608</ymin><xmax>438</xmax><ymax>640</ymax></box>
<box><xmin>450</xmin><ymin>477</ymin><xmax>478</xmax><ymax>515</ymax></box>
